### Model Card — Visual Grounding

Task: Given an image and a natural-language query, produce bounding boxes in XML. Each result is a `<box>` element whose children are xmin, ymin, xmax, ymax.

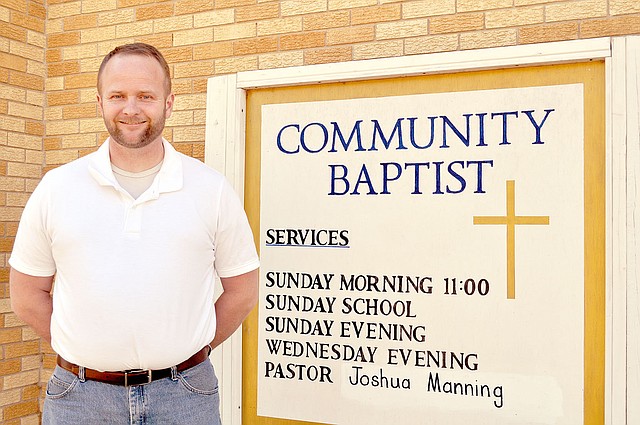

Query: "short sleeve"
<box><xmin>213</xmin><ymin>180</ymin><xmax>260</xmax><ymax>278</ymax></box>
<box><xmin>9</xmin><ymin>176</ymin><xmax>56</xmax><ymax>277</ymax></box>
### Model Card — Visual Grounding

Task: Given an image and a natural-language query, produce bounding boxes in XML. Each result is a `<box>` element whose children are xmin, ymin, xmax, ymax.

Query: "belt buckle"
<box><xmin>124</xmin><ymin>369</ymin><xmax>152</xmax><ymax>387</ymax></box>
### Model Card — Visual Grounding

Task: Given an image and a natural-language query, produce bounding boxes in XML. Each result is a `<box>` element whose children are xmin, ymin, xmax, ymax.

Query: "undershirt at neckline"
<box><xmin>111</xmin><ymin>161</ymin><xmax>163</xmax><ymax>199</ymax></box>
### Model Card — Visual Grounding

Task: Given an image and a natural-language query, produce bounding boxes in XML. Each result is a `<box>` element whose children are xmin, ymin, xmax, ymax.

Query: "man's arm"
<box><xmin>210</xmin><ymin>268</ymin><xmax>259</xmax><ymax>349</ymax></box>
<box><xmin>9</xmin><ymin>268</ymin><xmax>54</xmax><ymax>343</ymax></box>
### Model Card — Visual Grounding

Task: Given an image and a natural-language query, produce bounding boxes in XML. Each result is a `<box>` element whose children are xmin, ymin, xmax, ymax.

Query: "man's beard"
<box><xmin>106</xmin><ymin>115</ymin><xmax>165</xmax><ymax>149</ymax></box>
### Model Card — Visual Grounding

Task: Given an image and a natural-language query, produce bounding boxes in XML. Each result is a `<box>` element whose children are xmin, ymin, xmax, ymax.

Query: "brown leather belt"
<box><xmin>56</xmin><ymin>345</ymin><xmax>211</xmax><ymax>387</ymax></box>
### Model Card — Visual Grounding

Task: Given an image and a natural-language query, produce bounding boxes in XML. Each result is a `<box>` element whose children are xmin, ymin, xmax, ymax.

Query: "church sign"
<box><xmin>257</xmin><ymin>83</ymin><xmax>585</xmax><ymax>424</ymax></box>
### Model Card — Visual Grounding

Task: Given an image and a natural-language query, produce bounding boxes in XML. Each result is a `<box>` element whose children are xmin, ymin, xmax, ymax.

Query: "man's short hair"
<box><xmin>97</xmin><ymin>43</ymin><xmax>171</xmax><ymax>95</ymax></box>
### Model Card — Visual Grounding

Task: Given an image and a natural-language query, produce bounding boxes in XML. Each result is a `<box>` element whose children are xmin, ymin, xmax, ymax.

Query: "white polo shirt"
<box><xmin>9</xmin><ymin>139</ymin><xmax>259</xmax><ymax>371</ymax></box>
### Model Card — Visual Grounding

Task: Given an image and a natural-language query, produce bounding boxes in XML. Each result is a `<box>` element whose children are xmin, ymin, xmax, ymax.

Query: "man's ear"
<box><xmin>165</xmin><ymin>93</ymin><xmax>175</xmax><ymax>119</ymax></box>
<box><xmin>97</xmin><ymin>93</ymin><xmax>104</xmax><ymax>117</ymax></box>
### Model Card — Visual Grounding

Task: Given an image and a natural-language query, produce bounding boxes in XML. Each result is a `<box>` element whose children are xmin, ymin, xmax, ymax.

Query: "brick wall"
<box><xmin>1</xmin><ymin>0</ymin><xmax>639</xmax><ymax>422</ymax></box>
<box><xmin>1</xmin><ymin>0</ymin><xmax>45</xmax><ymax>422</ymax></box>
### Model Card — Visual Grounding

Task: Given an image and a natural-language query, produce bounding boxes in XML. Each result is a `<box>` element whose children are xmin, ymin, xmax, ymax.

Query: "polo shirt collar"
<box><xmin>88</xmin><ymin>138</ymin><xmax>183</xmax><ymax>195</ymax></box>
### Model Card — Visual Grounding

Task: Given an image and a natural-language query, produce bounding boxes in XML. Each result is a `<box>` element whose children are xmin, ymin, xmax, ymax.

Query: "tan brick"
<box><xmin>22</xmin><ymin>383</ymin><xmax>40</xmax><ymax>399</ymax></box>
<box><xmin>45</xmin><ymin>49</ymin><xmax>62</xmax><ymax>63</ymax></box>
<box><xmin>173</xmin><ymin>93</ymin><xmax>206</xmax><ymax>111</ymax></box>
<box><xmin>174</xmin><ymin>27</ymin><xmax>214</xmax><ymax>46</ymax></box>
<box><xmin>329</xmin><ymin>0</ymin><xmax>377</xmax><ymax>10</ymax></box>
<box><xmin>47</xmin><ymin>90</ymin><xmax>79</xmax><ymax>106</ymax></box>
<box><xmin>194</xmin><ymin>42</ymin><xmax>234</xmax><ymax>60</ymax></box>
<box><xmin>28</xmin><ymin>31</ymin><xmax>46</xmax><ymax>49</ymax></box>
<box><xmin>214</xmin><ymin>56</ymin><xmax>258</xmax><ymax>74</ymax></box>
<box><xmin>215</xmin><ymin>22</ymin><xmax>257</xmax><ymax>41</ymax></box>
<box><xmin>233</xmin><ymin>37</ymin><xmax>277</xmax><ymax>56</ymax></box>
<box><xmin>237</xmin><ymin>2</ymin><xmax>280</xmax><ymax>22</ymax></box>
<box><xmin>138</xmin><ymin>33</ymin><xmax>174</xmax><ymax>49</ymax></box>
<box><xmin>153</xmin><ymin>15</ymin><xmax>193</xmax><ymax>33</ymax></box>
<box><xmin>98</xmin><ymin>8</ymin><xmax>135</xmax><ymax>26</ymax></box>
<box><xmin>61</xmin><ymin>133</ymin><xmax>97</xmax><ymax>148</ymax></box>
<box><xmin>62</xmin><ymin>43</ymin><xmax>97</xmax><ymax>60</ymax></box>
<box><xmin>10</xmin><ymin>10</ymin><xmax>45</xmax><ymax>33</ymax></box>
<box><xmin>6</xmin><ymin>192</ymin><xmax>31</xmax><ymax>207</ymax></box>
<box><xmin>376</xmin><ymin>18</ymin><xmax>428</xmax><ymax>40</ymax></box>
<box><xmin>29</xmin><ymin>1</ymin><xmax>46</xmax><ymax>19</ymax></box>
<box><xmin>63</xmin><ymin>13</ymin><xmax>97</xmax><ymax>30</ymax></box>
<box><xmin>79</xmin><ymin>56</ymin><xmax>102</xmax><ymax>73</ymax></box>
<box><xmin>458</xmin><ymin>0</ymin><xmax>512</xmax><ymax>12</ymax></box>
<box><xmin>352</xmin><ymin>4</ymin><xmax>401</xmax><ymax>25</ymax></box>
<box><xmin>62</xmin><ymin>103</ymin><xmax>96</xmax><ymax>119</ymax></box>
<box><xmin>353</xmin><ymin>39</ymin><xmax>403</xmax><ymax>60</ymax></box>
<box><xmin>46</xmin><ymin>119</ymin><xmax>79</xmax><ymax>136</ymax></box>
<box><xmin>303</xmin><ymin>10</ymin><xmax>350</xmax><ymax>30</ymax></box>
<box><xmin>47</xmin><ymin>1</ymin><xmax>81</xmax><ymax>19</ymax></box>
<box><xmin>78</xmin><ymin>117</ymin><xmax>105</xmax><ymax>132</ymax></box>
<box><xmin>519</xmin><ymin>21</ymin><xmax>579</xmax><ymax>43</ymax></box>
<box><xmin>165</xmin><ymin>110</ymin><xmax>192</xmax><ymax>126</ymax></box>
<box><xmin>281</xmin><ymin>31</ymin><xmax>325</xmax><ymax>50</ymax></box>
<box><xmin>47</xmin><ymin>60</ymin><xmax>80</xmax><ymax>77</ymax></box>
<box><xmin>117</xmin><ymin>0</ymin><xmax>154</xmax><ymax>6</ymax></box>
<box><xmin>0</xmin><ymin>53</ymin><xmax>26</xmax><ymax>73</ymax></box>
<box><xmin>175</xmin><ymin>0</ymin><xmax>214</xmax><ymax>15</ymax></box>
<box><xmin>216</xmin><ymin>0</ymin><xmax>253</xmax><ymax>7</ymax></box>
<box><xmin>193</xmin><ymin>9</ymin><xmax>234</xmax><ymax>28</ymax></box>
<box><xmin>0</xmin><ymin>388</ymin><xmax>20</xmax><ymax>407</ymax></box>
<box><xmin>0</xmin><ymin>84</ymin><xmax>26</xmax><ymax>103</ymax></box>
<box><xmin>9</xmin><ymin>133</ymin><xmax>41</xmax><ymax>150</ymax></box>
<box><xmin>173</xmin><ymin>60</ymin><xmax>214</xmax><ymax>79</ymax></box>
<box><xmin>8</xmin><ymin>102</ymin><xmax>41</xmax><ymax>120</ymax></box>
<box><xmin>0</xmin><ymin>115</ymin><xmax>24</xmax><ymax>132</ymax></box>
<box><xmin>257</xmin><ymin>16</ymin><xmax>302</xmax><ymax>36</ymax></box>
<box><xmin>10</xmin><ymin>41</ymin><xmax>44</xmax><ymax>63</ymax></box>
<box><xmin>0</xmin><ymin>206</ymin><xmax>24</xmax><ymax>221</ymax></box>
<box><xmin>259</xmin><ymin>50</ymin><xmax>304</xmax><ymax>69</ymax></box>
<box><xmin>116</xmin><ymin>20</ymin><xmax>153</xmax><ymax>38</ymax></box>
<box><xmin>80</xmin><ymin>25</ymin><xmax>116</xmax><ymax>43</ymax></box>
<box><xmin>304</xmin><ymin>46</ymin><xmax>352</xmax><ymax>65</ymax></box>
<box><xmin>45</xmin><ymin>149</ymin><xmax>79</xmax><ymax>165</ymax></box>
<box><xmin>64</xmin><ymin>73</ymin><xmax>96</xmax><ymax>89</ymax></box>
<box><xmin>0</xmin><ymin>146</ymin><xmax>25</xmax><ymax>162</ymax></box>
<box><xmin>327</xmin><ymin>25</ymin><xmax>374</xmax><ymax>45</ymax></box>
<box><xmin>45</xmin><ymin>106</ymin><xmax>63</xmax><ymax>121</ymax></box>
<box><xmin>8</xmin><ymin>162</ymin><xmax>40</xmax><ymax>178</ymax></box>
<box><xmin>0</xmin><ymin>329</ymin><xmax>21</xmax><ymax>345</ymax></box>
<box><xmin>48</xmin><ymin>31</ymin><xmax>80</xmax><ymax>48</ymax></box>
<box><xmin>25</xmin><ymin>150</ymin><xmax>44</xmax><ymax>166</ymax></box>
<box><xmin>461</xmin><ymin>28</ymin><xmax>517</xmax><ymax>49</ymax></box>
<box><xmin>581</xmin><ymin>15</ymin><xmax>640</xmax><ymax>37</ymax></box>
<box><xmin>0</xmin><ymin>22</ymin><xmax>27</xmax><ymax>43</ymax></box>
<box><xmin>82</xmin><ymin>0</ymin><xmax>117</xmax><ymax>13</ymax></box>
<box><xmin>514</xmin><ymin>0</ymin><xmax>556</xmax><ymax>4</ymax></box>
<box><xmin>25</xmin><ymin>121</ymin><xmax>44</xmax><ymax>137</ymax></box>
<box><xmin>430</xmin><ymin>12</ymin><xmax>485</xmax><ymax>34</ymax></box>
<box><xmin>173</xmin><ymin>126</ymin><xmax>205</xmax><ymax>143</ymax></box>
<box><xmin>404</xmin><ymin>34</ymin><xmax>459</xmax><ymax>55</ymax></box>
<box><xmin>486</xmin><ymin>6</ymin><xmax>544</xmax><ymax>28</ymax></box>
<box><xmin>136</xmin><ymin>3</ymin><xmax>173</xmax><ymax>20</ymax></box>
<box><xmin>3</xmin><ymin>399</ymin><xmax>39</xmax><ymax>419</ymax></box>
<box><xmin>281</xmin><ymin>0</ymin><xmax>326</xmax><ymax>16</ymax></box>
<box><xmin>611</xmin><ymin>0</ymin><xmax>640</xmax><ymax>15</ymax></box>
<box><xmin>545</xmin><ymin>0</ymin><xmax>607</xmax><ymax>22</ymax></box>
<box><xmin>4</xmin><ymin>340</ymin><xmax>39</xmax><ymax>359</ymax></box>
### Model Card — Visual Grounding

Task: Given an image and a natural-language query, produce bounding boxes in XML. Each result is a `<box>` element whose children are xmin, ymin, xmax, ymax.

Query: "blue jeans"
<box><xmin>42</xmin><ymin>360</ymin><xmax>222</xmax><ymax>424</ymax></box>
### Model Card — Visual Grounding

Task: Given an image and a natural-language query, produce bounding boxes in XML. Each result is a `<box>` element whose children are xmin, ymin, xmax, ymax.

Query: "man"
<box><xmin>9</xmin><ymin>43</ymin><xmax>259</xmax><ymax>424</ymax></box>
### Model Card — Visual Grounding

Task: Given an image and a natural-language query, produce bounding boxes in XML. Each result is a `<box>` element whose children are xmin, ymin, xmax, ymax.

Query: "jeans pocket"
<box><xmin>46</xmin><ymin>366</ymin><xmax>79</xmax><ymax>400</ymax></box>
<box><xmin>177</xmin><ymin>360</ymin><xmax>219</xmax><ymax>396</ymax></box>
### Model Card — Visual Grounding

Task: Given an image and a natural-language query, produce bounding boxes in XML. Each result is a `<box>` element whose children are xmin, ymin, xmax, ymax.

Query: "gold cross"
<box><xmin>473</xmin><ymin>180</ymin><xmax>549</xmax><ymax>299</ymax></box>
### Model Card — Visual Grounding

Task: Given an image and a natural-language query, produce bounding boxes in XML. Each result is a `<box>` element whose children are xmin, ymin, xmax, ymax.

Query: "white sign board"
<box><xmin>257</xmin><ymin>84</ymin><xmax>584</xmax><ymax>425</ymax></box>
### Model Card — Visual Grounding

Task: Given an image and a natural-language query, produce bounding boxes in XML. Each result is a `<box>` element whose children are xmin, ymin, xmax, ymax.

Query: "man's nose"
<box><xmin>122</xmin><ymin>97</ymin><xmax>141</xmax><ymax>114</ymax></box>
